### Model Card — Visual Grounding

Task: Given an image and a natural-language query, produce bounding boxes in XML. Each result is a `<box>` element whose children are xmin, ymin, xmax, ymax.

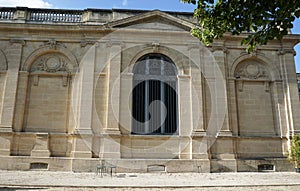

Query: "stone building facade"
<box><xmin>0</xmin><ymin>7</ymin><xmax>299</xmax><ymax>172</ymax></box>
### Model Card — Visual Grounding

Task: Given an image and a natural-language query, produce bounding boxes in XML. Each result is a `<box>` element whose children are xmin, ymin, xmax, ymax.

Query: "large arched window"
<box><xmin>132</xmin><ymin>54</ymin><xmax>178</xmax><ymax>135</ymax></box>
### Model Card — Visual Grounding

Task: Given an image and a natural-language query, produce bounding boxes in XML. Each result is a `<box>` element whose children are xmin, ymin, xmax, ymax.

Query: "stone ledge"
<box><xmin>0</xmin><ymin>127</ymin><xmax>12</xmax><ymax>133</ymax></box>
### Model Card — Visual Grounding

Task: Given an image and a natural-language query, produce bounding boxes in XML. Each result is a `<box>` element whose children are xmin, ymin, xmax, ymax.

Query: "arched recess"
<box><xmin>23</xmin><ymin>48</ymin><xmax>78</xmax><ymax>134</ymax></box>
<box><xmin>123</xmin><ymin>45</ymin><xmax>193</xmax><ymax>76</ymax></box>
<box><xmin>234</xmin><ymin>58</ymin><xmax>277</xmax><ymax>136</ymax></box>
<box><xmin>230</xmin><ymin>54</ymin><xmax>280</xmax><ymax>81</ymax></box>
<box><xmin>131</xmin><ymin>53</ymin><xmax>178</xmax><ymax>135</ymax></box>
<box><xmin>119</xmin><ymin>44</ymin><xmax>202</xmax><ymax>135</ymax></box>
<box><xmin>23</xmin><ymin>46</ymin><xmax>78</xmax><ymax>71</ymax></box>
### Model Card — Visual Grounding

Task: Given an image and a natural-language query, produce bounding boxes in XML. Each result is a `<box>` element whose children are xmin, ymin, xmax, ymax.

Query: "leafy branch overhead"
<box><xmin>181</xmin><ymin>0</ymin><xmax>300</xmax><ymax>52</ymax></box>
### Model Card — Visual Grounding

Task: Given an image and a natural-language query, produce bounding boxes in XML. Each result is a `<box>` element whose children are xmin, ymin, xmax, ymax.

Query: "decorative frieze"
<box><xmin>277</xmin><ymin>48</ymin><xmax>296</xmax><ymax>56</ymax></box>
<box><xmin>80</xmin><ymin>40</ymin><xmax>96</xmax><ymax>47</ymax></box>
<box><xmin>30</xmin><ymin>53</ymin><xmax>75</xmax><ymax>74</ymax></box>
<box><xmin>42</xmin><ymin>39</ymin><xmax>66</xmax><ymax>49</ymax></box>
<box><xmin>235</xmin><ymin>60</ymin><xmax>271</xmax><ymax>92</ymax></box>
<box><xmin>211</xmin><ymin>45</ymin><xmax>229</xmax><ymax>54</ymax></box>
<box><xmin>235</xmin><ymin>61</ymin><xmax>269</xmax><ymax>80</ymax></box>
<box><xmin>240</xmin><ymin>49</ymin><xmax>265</xmax><ymax>57</ymax></box>
<box><xmin>105</xmin><ymin>41</ymin><xmax>125</xmax><ymax>49</ymax></box>
<box><xmin>9</xmin><ymin>38</ymin><xmax>26</xmax><ymax>46</ymax></box>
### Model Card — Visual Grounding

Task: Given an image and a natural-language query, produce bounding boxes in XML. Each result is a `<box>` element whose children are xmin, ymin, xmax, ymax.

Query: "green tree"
<box><xmin>288</xmin><ymin>134</ymin><xmax>300</xmax><ymax>168</ymax></box>
<box><xmin>181</xmin><ymin>0</ymin><xmax>300</xmax><ymax>52</ymax></box>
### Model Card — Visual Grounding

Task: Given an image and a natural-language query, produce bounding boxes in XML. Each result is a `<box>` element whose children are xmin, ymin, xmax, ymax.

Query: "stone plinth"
<box><xmin>31</xmin><ymin>133</ymin><xmax>50</xmax><ymax>157</ymax></box>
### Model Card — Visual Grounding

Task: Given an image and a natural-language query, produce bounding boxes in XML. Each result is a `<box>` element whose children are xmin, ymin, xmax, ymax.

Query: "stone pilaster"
<box><xmin>273</xmin><ymin>81</ymin><xmax>288</xmax><ymax>136</ymax></box>
<box><xmin>0</xmin><ymin>40</ymin><xmax>24</xmax><ymax>132</ymax></box>
<box><xmin>271</xmin><ymin>81</ymin><xmax>284</xmax><ymax>136</ymax></box>
<box><xmin>13</xmin><ymin>71</ymin><xmax>29</xmax><ymax>132</ymax></box>
<box><xmin>202</xmin><ymin>45</ymin><xmax>231</xmax><ymax>137</ymax></box>
<box><xmin>71</xmin><ymin>45</ymin><xmax>97</xmax><ymax>158</ymax></box>
<box><xmin>74</xmin><ymin>45</ymin><xmax>95</xmax><ymax>135</ymax></box>
<box><xmin>228</xmin><ymin>79</ymin><xmax>239</xmax><ymax>136</ymax></box>
<box><xmin>178</xmin><ymin>75</ymin><xmax>192</xmax><ymax>136</ymax></box>
<box><xmin>105</xmin><ymin>42</ymin><xmax>122</xmax><ymax>134</ymax></box>
<box><xmin>189</xmin><ymin>46</ymin><xmax>205</xmax><ymax>134</ymax></box>
<box><xmin>278</xmin><ymin>49</ymin><xmax>300</xmax><ymax>135</ymax></box>
<box><xmin>119</xmin><ymin>73</ymin><xmax>133</xmax><ymax>134</ymax></box>
<box><xmin>205</xmin><ymin>77</ymin><xmax>230</xmax><ymax>137</ymax></box>
<box><xmin>210</xmin><ymin>45</ymin><xmax>231</xmax><ymax>134</ymax></box>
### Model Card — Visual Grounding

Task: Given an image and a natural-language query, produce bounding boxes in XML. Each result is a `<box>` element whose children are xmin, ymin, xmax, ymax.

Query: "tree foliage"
<box><xmin>288</xmin><ymin>134</ymin><xmax>300</xmax><ymax>167</ymax></box>
<box><xmin>181</xmin><ymin>0</ymin><xmax>300</xmax><ymax>52</ymax></box>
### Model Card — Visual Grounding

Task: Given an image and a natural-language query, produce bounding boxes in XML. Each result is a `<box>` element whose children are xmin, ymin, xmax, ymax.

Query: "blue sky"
<box><xmin>0</xmin><ymin>0</ymin><xmax>299</xmax><ymax>72</ymax></box>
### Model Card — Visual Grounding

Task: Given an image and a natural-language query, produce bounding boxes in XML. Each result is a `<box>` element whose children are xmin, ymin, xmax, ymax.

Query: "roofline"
<box><xmin>0</xmin><ymin>6</ymin><xmax>195</xmax><ymax>25</ymax></box>
<box><xmin>104</xmin><ymin>10</ymin><xmax>195</xmax><ymax>30</ymax></box>
<box><xmin>0</xmin><ymin>6</ymin><xmax>194</xmax><ymax>15</ymax></box>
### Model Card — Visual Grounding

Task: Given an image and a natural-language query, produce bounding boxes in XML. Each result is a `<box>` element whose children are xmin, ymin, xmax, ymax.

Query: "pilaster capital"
<box><xmin>42</xmin><ymin>39</ymin><xmax>66</xmax><ymax>49</ymax></box>
<box><xmin>9</xmin><ymin>38</ymin><xmax>26</xmax><ymax>46</ymax></box>
<box><xmin>277</xmin><ymin>48</ymin><xmax>296</xmax><ymax>56</ymax></box>
<box><xmin>106</xmin><ymin>41</ymin><xmax>125</xmax><ymax>48</ymax></box>
<box><xmin>80</xmin><ymin>40</ymin><xmax>96</xmax><ymax>47</ymax></box>
<box><xmin>187</xmin><ymin>43</ymin><xmax>200</xmax><ymax>51</ymax></box>
<box><xmin>211</xmin><ymin>45</ymin><xmax>229</xmax><ymax>54</ymax></box>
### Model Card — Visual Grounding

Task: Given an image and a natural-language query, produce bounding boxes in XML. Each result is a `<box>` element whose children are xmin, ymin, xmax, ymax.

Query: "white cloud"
<box><xmin>122</xmin><ymin>0</ymin><xmax>128</xmax><ymax>6</ymax></box>
<box><xmin>0</xmin><ymin>0</ymin><xmax>52</xmax><ymax>8</ymax></box>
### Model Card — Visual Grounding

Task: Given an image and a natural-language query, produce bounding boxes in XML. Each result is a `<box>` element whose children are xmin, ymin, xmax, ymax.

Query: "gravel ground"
<box><xmin>0</xmin><ymin>170</ymin><xmax>300</xmax><ymax>190</ymax></box>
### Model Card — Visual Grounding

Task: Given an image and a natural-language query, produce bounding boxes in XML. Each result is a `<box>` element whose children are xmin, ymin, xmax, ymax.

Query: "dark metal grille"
<box><xmin>132</xmin><ymin>54</ymin><xmax>178</xmax><ymax>135</ymax></box>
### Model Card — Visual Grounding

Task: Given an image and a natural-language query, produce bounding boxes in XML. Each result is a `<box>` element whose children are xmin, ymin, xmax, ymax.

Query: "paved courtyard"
<box><xmin>0</xmin><ymin>170</ymin><xmax>300</xmax><ymax>190</ymax></box>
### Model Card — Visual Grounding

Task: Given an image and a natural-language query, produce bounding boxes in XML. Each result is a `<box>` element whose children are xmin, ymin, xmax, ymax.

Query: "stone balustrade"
<box><xmin>29</xmin><ymin>9</ymin><xmax>83</xmax><ymax>22</ymax></box>
<box><xmin>0</xmin><ymin>7</ymin><xmax>83</xmax><ymax>23</ymax></box>
<box><xmin>0</xmin><ymin>7</ymin><xmax>14</xmax><ymax>20</ymax></box>
<box><xmin>0</xmin><ymin>7</ymin><xmax>194</xmax><ymax>24</ymax></box>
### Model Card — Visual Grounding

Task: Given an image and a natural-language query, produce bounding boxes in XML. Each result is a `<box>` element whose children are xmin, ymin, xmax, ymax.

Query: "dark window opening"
<box><xmin>132</xmin><ymin>54</ymin><xmax>178</xmax><ymax>135</ymax></box>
